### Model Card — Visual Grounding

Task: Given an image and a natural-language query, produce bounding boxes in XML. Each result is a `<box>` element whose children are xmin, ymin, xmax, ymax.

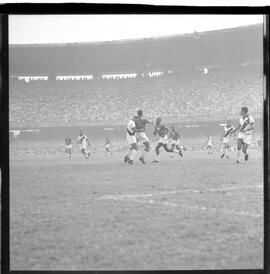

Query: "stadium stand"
<box><xmin>9</xmin><ymin>24</ymin><xmax>263</xmax><ymax>128</ymax></box>
<box><xmin>10</xmin><ymin>65</ymin><xmax>262</xmax><ymax>128</ymax></box>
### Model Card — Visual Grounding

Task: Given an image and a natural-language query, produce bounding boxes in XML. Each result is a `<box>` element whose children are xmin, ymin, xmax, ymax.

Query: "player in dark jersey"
<box><xmin>135</xmin><ymin>109</ymin><xmax>153</xmax><ymax>164</ymax></box>
<box><xmin>65</xmin><ymin>134</ymin><xmax>72</xmax><ymax>158</ymax></box>
<box><xmin>152</xmin><ymin>117</ymin><xmax>181</xmax><ymax>163</ymax></box>
<box><xmin>168</xmin><ymin>126</ymin><xmax>183</xmax><ymax>158</ymax></box>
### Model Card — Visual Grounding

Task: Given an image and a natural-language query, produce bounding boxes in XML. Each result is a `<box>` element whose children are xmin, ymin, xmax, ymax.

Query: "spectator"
<box><xmin>9</xmin><ymin>66</ymin><xmax>263</xmax><ymax>128</ymax></box>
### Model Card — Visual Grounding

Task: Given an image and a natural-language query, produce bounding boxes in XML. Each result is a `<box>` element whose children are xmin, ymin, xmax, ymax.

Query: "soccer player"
<box><xmin>135</xmin><ymin>109</ymin><xmax>153</xmax><ymax>164</ymax></box>
<box><xmin>206</xmin><ymin>135</ymin><xmax>213</xmax><ymax>154</ymax></box>
<box><xmin>65</xmin><ymin>134</ymin><xmax>72</xmax><ymax>158</ymax></box>
<box><xmin>124</xmin><ymin>116</ymin><xmax>142</xmax><ymax>165</ymax></box>
<box><xmin>220</xmin><ymin>121</ymin><xmax>235</xmax><ymax>159</ymax></box>
<box><xmin>152</xmin><ymin>117</ymin><xmax>181</xmax><ymax>163</ymax></box>
<box><xmin>104</xmin><ymin>136</ymin><xmax>112</xmax><ymax>154</ymax></box>
<box><xmin>77</xmin><ymin>130</ymin><xmax>91</xmax><ymax>159</ymax></box>
<box><xmin>169</xmin><ymin>126</ymin><xmax>183</xmax><ymax>158</ymax></box>
<box><xmin>231</xmin><ymin>107</ymin><xmax>255</xmax><ymax>163</ymax></box>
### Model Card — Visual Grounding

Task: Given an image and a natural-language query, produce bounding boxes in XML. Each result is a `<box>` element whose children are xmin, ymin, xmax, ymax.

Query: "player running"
<box><xmin>152</xmin><ymin>117</ymin><xmax>182</xmax><ymax>163</ymax></box>
<box><xmin>135</xmin><ymin>109</ymin><xmax>153</xmax><ymax>164</ymax></box>
<box><xmin>206</xmin><ymin>135</ymin><xmax>213</xmax><ymax>154</ymax></box>
<box><xmin>77</xmin><ymin>130</ymin><xmax>91</xmax><ymax>159</ymax></box>
<box><xmin>231</xmin><ymin>107</ymin><xmax>255</xmax><ymax>163</ymax></box>
<box><xmin>220</xmin><ymin>121</ymin><xmax>235</xmax><ymax>159</ymax></box>
<box><xmin>124</xmin><ymin>116</ymin><xmax>142</xmax><ymax>165</ymax></box>
<box><xmin>65</xmin><ymin>134</ymin><xmax>72</xmax><ymax>158</ymax></box>
<box><xmin>168</xmin><ymin>126</ymin><xmax>183</xmax><ymax>158</ymax></box>
<box><xmin>104</xmin><ymin>136</ymin><xmax>112</xmax><ymax>154</ymax></box>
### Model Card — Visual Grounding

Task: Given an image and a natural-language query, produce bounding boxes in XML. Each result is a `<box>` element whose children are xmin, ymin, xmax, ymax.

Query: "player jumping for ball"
<box><xmin>135</xmin><ymin>109</ymin><xmax>153</xmax><ymax>164</ymax></box>
<box><xmin>124</xmin><ymin>116</ymin><xmax>142</xmax><ymax>165</ymax></box>
<box><xmin>231</xmin><ymin>107</ymin><xmax>255</xmax><ymax>163</ymax></box>
<box><xmin>77</xmin><ymin>130</ymin><xmax>91</xmax><ymax>159</ymax></box>
<box><xmin>65</xmin><ymin>134</ymin><xmax>72</xmax><ymax>158</ymax></box>
<box><xmin>220</xmin><ymin>121</ymin><xmax>235</xmax><ymax>159</ymax></box>
<box><xmin>152</xmin><ymin>117</ymin><xmax>182</xmax><ymax>163</ymax></box>
<box><xmin>168</xmin><ymin>126</ymin><xmax>183</xmax><ymax>158</ymax></box>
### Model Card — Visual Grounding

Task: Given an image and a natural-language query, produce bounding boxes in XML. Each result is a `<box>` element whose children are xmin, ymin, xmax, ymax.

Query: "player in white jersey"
<box><xmin>77</xmin><ymin>130</ymin><xmax>91</xmax><ymax>159</ymax></box>
<box><xmin>124</xmin><ymin>116</ymin><xmax>141</xmax><ymax>165</ymax></box>
<box><xmin>220</xmin><ymin>121</ymin><xmax>235</xmax><ymax>159</ymax></box>
<box><xmin>231</xmin><ymin>107</ymin><xmax>255</xmax><ymax>163</ymax></box>
<box><xmin>206</xmin><ymin>135</ymin><xmax>213</xmax><ymax>154</ymax></box>
<box><xmin>135</xmin><ymin>109</ymin><xmax>153</xmax><ymax>164</ymax></box>
<box><xmin>104</xmin><ymin>137</ymin><xmax>112</xmax><ymax>154</ymax></box>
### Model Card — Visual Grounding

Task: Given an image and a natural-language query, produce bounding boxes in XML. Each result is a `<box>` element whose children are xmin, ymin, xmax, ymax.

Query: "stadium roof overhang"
<box><xmin>9</xmin><ymin>24</ymin><xmax>263</xmax><ymax>76</ymax></box>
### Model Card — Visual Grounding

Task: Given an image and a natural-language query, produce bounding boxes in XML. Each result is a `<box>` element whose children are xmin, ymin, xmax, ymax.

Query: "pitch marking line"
<box><xmin>97</xmin><ymin>185</ymin><xmax>263</xmax><ymax>218</ymax></box>
<box><xmin>99</xmin><ymin>196</ymin><xmax>262</xmax><ymax>218</ymax></box>
<box><xmin>98</xmin><ymin>185</ymin><xmax>263</xmax><ymax>200</ymax></box>
<box><xmin>129</xmin><ymin>198</ymin><xmax>262</xmax><ymax>218</ymax></box>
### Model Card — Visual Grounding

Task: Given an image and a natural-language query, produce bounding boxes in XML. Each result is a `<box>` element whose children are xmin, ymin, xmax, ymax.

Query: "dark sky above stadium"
<box><xmin>9</xmin><ymin>15</ymin><xmax>263</xmax><ymax>45</ymax></box>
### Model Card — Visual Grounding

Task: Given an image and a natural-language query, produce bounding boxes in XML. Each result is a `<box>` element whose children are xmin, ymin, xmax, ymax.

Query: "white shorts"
<box><xmin>80</xmin><ymin>144</ymin><xmax>87</xmax><ymax>150</ymax></box>
<box><xmin>126</xmin><ymin>133</ymin><xmax>137</xmax><ymax>145</ymax></box>
<box><xmin>238</xmin><ymin>132</ymin><xmax>252</xmax><ymax>145</ymax></box>
<box><xmin>171</xmin><ymin>139</ymin><xmax>180</xmax><ymax>146</ymax></box>
<box><xmin>158</xmin><ymin>135</ymin><xmax>168</xmax><ymax>144</ymax></box>
<box><xmin>207</xmin><ymin>142</ymin><xmax>212</xmax><ymax>147</ymax></box>
<box><xmin>223</xmin><ymin>137</ymin><xmax>231</xmax><ymax>144</ymax></box>
<box><xmin>136</xmin><ymin>132</ymin><xmax>149</xmax><ymax>143</ymax></box>
<box><xmin>66</xmin><ymin>144</ymin><xmax>72</xmax><ymax>149</ymax></box>
<box><xmin>105</xmin><ymin>144</ymin><xmax>110</xmax><ymax>149</ymax></box>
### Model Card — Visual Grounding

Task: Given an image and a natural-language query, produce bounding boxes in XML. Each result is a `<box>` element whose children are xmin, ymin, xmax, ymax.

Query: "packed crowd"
<box><xmin>10</xmin><ymin>67</ymin><xmax>263</xmax><ymax>128</ymax></box>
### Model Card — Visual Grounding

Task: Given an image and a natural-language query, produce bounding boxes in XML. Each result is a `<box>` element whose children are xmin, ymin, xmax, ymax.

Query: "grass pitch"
<box><xmin>10</xmin><ymin>149</ymin><xmax>263</xmax><ymax>270</ymax></box>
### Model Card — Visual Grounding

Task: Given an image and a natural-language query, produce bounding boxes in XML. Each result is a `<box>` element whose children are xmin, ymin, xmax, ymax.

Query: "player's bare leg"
<box><xmin>153</xmin><ymin>142</ymin><xmax>163</xmax><ymax>163</ymax></box>
<box><xmin>221</xmin><ymin>144</ymin><xmax>229</xmax><ymax>159</ymax></box>
<box><xmin>176</xmin><ymin>145</ymin><xmax>183</xmax><ymax>157</ymax></box>
<box><xmin>124</xmin><ymin>148</ymin><xmax>132</xmax><ymax>163</ymax></box>
<box><xmin>81</xmin><ymin>148</ymin><xmax>89</xmax><ymax>159</ymax></box>
<box><xmin>242</xmin><ymin>143</ymin><xmax>249</xmax><ymax>161</ymax></box>
<box><xmin>125</xmin><ymin>143</ymin><xmax>138</xmax><ymax>165</ymax></box>
<box><xmin>139</xmin><ymin>142</ymin><xmax>150</xmax><ymax>164</ymax></box>
<box><xmin>236</xmin><ymin>138</ymin><xmax>243</xmax><ymax>163</ymax></box>
<box><xmin>170</xmin><ymin>144</ymin><xmax>176</xmax><ymax>158</ymax></box>
<box><xmin>225</xmin><ymin>144</ymin><xmax>230</xmax><ymax>159</ymax></box>
<box><xmin>207</xmin><ymin>145</ymin><xmax>213</xmax><ymax>154</ymax></box>
<box><xmin>124</xmin><ymin>153</ymin><xmax>129</xmax><ymax>163</ymax></box>
<box><xmin>105</xmin><ymin>147</ymin><xmax>113</xmax><ymax>155</ymax></box>
<box><xmin>153</xmin><ymin>143</ymin><xmax>181</xmax><ymax>162</ymax></box>
<box><xmin>163</xmin><ymin>143</ymin><xmax>182</xmax><ymax>157</ymax></box>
